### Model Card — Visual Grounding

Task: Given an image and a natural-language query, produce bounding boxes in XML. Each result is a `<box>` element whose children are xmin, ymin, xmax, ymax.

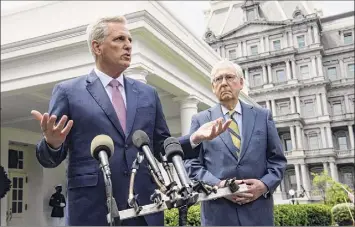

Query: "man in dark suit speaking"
<box><xmin>31</xmin><ymin>16</ymin><xmax>230</xmax><ymax>226</ymax></box>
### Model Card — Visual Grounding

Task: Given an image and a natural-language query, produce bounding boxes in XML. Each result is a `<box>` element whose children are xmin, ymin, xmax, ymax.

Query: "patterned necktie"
<box><xmin>228</xmin><ymin>110</ymin><xmax>241</xmax><ymax>158</ymax></box>
<box><xmin>109</xmin><ymin>79</ymin><xmax>126</xmax><ymax>132</ymax></box>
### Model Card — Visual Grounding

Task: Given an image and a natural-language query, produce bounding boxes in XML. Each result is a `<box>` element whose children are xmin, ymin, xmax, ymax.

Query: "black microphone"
<box><xmin>90</xmin><ymin>135</ymin><xmax>115</xmax><ymax>177</ymax></box>
<box><xmin>132</xmin><ymin>130</ymin><xmax>165</xmax><ymax>184</ymax></box>
<box><xmin>164</xmin><ymin>137</ymin><xmax>191</xmax><ymax>189</ymax></box>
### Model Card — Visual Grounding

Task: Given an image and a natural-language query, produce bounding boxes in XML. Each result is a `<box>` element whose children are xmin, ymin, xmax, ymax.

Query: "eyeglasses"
<box><xmin>212</xmin><ymin>74</ymin><xmax>237</xmax><ymax>84</ymax></box>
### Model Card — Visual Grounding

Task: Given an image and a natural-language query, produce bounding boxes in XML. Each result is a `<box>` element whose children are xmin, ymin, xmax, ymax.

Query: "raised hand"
<box><xmin>191</xmin><ymin>117</ymin><xmax>232</xmax><ymax>144</ymax></box>
<box><xmin>31</xmin><ymin>110</ymin><xmax>73</xmax><ymax>149</ymax></box>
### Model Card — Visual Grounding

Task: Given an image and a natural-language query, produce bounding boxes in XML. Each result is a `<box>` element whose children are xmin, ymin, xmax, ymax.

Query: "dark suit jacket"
<box><xmin>36</xmin><ymin>70</ymin><xmax>196</xmax><ymax>226</ymax></box>
<box><xmin>184</xmin><ymin>101</ymin><xmax>287</xmax><ymax>226</ymax></box>
<box><xmin>49</xmin><ymin>192</ymin><xmax>66</xmax><ymax>218</ymax></box>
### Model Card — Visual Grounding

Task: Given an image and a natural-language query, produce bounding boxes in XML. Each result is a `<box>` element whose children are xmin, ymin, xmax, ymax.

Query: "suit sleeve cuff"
<box><xmin>190</xmin><ymin>136</ymin><xmax>201</xmax><ymax>149</ymax></box>
<box><xmin>46</xmin><ymin>142</ymin><xmax>62</xmax><ymax>152</ymax></box>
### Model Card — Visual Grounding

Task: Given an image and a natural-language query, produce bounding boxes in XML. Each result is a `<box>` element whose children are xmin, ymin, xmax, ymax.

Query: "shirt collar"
<box><xmin>221</xmin><ymin>101</ymin><xmax>242</xmax><ymax>116</ymax></box>
<box><xmin>94</xmin><ymin>67</ymin><xmax>125</xmax><ymax>88</ymax></box>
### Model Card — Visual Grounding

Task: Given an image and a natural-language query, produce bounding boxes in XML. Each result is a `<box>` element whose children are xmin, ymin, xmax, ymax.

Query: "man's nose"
<box><xmin>124</xmin><ymin>41</ymin><xmax>132</xmax><ymax>50</ymax></box>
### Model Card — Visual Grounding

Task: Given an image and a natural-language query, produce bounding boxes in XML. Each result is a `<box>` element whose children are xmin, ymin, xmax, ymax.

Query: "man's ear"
<box><xmin>92</xmin><ymin>40</ymin><xmax>101</xmax><ymax>56</ymax></box>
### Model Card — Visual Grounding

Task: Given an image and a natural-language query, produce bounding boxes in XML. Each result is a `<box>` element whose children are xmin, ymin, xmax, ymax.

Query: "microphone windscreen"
<box><xmin>132</xmin><ymin>130</ymin><xmax>150</xmax><ymax>148</ymax></box>
<box><xmin>90</xmin><ymin>135</ymin><xmax>114</xmax><ymax>161</ymax></box>
<box><xmin>164</xmin><ymin>137</ymin><xmax>184</xmax><ymax>161</ymax></box>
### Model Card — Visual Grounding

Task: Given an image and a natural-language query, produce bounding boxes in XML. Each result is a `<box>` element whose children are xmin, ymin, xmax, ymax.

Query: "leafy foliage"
<box><xmin>331</xmin><ymin>203</ymin><xmax>355</xmax><ymax>226</ymax></box>
<box><xmin>165</xmin><ymin>203</ymin><xmax>332</xmax><ymax>226</ymax></box>
<box><xmin>312</xmin><ymin>170</ymin><xmax>353</xmax><ymax>206</ymax></box>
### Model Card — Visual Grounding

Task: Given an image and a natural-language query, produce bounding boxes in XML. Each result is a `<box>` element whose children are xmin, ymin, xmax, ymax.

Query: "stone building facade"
<box><xmin>204</xmin><ymin>0</ymin><xmax>354</xmax><ymax>200</ymax></box>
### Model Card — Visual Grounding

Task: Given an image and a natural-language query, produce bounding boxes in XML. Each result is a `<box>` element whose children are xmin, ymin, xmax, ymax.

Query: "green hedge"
<box><xmin>331</xmin><ymin>203</ymin><xmax>355</xmax><ymax>226</ymax></box>
<box><xmin>165</xmin><ymin>204</ymin><xmax>332</xmax><ymax>226</ymax></box>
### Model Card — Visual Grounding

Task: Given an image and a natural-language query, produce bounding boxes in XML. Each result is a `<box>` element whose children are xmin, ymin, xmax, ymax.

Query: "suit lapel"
<box><xmin>86</xmin><ymin>70</ymin><xmax>125</xmax><ymax>139</ymax></box>
<box><xmin>209</xmin><ymin>104</ymin><xmax>239</xmax><ymax>163</ymax></box>
<box><xmin>124</xmin><ymin>77</ymin><xmax>138</xmax><ymax>139</ymax></box>
<box><xmin>238</xmin><ymin>101</ymin><xmax>256</xmax><ymax>163</ymax></box>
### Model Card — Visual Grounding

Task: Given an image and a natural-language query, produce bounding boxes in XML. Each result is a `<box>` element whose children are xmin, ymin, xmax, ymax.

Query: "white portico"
<box><xmin>0</xmin><ymin>1</ymin><xmax>256</xmax><ymax>226</ymax></box>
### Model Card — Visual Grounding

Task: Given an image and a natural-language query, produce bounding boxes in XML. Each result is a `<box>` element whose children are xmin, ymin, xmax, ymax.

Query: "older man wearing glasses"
<box><xmin>185</xmin><ymin>59</ymin><xmax>287</xmax><ymax>226</ymax></box>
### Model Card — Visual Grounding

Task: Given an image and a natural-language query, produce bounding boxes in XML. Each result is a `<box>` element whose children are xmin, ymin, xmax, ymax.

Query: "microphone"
<box><xmin>132</xmin><ymin>130</ymin><xmax>165</xmax><ymax>185</ymax></box>
<box><xmin>90</xmin><ymin>135</ymin><xmax>115</xmax><ymax>177</ymax></box>
<box><xmin>164</xmin><ymin>137</ymin><xmax>191</xmax><ymax>189</ymax></box>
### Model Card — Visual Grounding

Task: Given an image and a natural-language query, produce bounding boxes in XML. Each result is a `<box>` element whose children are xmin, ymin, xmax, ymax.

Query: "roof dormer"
<box><xmin>242</xmin><ymin>0</ymin><xmax>261</xmax><ymax>22</ymax></box>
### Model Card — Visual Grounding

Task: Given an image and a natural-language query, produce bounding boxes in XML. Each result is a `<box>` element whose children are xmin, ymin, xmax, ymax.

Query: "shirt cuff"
<box><xmin>46</xmin><ymin>142</ymin><xmax>62</xmax><ymax>152</ymax></box>
<box><xmin>190</xmin><ymin>136</ymin><xmax>201</xmax><ymax>149</ymax></box>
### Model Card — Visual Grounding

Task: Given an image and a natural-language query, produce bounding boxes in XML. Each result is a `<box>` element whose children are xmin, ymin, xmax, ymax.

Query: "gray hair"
<box><xmin>210</xmin><ymin>59</ymin><xmax>244</xmax><ymax>83</ymax></box>
<box><xmin>86</xmin><ymin>16</ymin><xmax>127</xmax><ymax>58</ymax></box>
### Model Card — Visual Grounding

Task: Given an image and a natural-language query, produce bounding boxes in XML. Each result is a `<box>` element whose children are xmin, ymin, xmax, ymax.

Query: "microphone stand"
<box><xmin>101</xmin><ymin>164</ymin><xmax>121</xmax><ymax>226</ymax></box>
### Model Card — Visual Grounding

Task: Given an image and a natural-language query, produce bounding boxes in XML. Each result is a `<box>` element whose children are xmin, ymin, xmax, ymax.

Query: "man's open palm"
<box><xmin>191</xmin><ymin>117</ymin><xmax>232</xmax><ymax>144</ymax></box>
<box><xmin>31</xmin><ymin>110</ymin><xmax>73</xmax><ymax>149</ymax></box>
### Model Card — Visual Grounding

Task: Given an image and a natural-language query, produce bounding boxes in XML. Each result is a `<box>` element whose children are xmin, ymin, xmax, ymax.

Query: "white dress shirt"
<box><xmin>94</xmin><ymin>67</ymin><xmax>127</xmax><ymax>107</ymax></box>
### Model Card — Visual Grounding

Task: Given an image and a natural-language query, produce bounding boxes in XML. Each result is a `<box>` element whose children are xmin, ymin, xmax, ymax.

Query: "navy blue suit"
<box><xmin>184</xmin><ymin>101</ymin><xmax>287</xmax><ymax>226</ymax></box>
<box><xmin>36</xmin><ymin>70</ymin><xmax>195</xmax><ymax>226</ymax></box>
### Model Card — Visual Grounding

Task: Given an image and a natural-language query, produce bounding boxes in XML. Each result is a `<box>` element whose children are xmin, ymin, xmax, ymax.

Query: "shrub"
<box><xmin>165</xmin><ymin>203</ymin><xmax>332</xmax><ymax>226</ymax></box>
<box><xmin>331</xmin><ymin>203</ymin><xmax>355</xmax><ymax>226</ymax></box>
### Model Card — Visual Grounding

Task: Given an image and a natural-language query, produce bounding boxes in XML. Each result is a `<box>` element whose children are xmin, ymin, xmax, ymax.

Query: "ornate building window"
<box><xmin>334</xmin><ymin>131</ymin><xmax>349</xmax><ymax>150</ymax></box>
<box><xmin>339</xmin><ymin>167</ymin><xmax>354</xmax><ymax>189</ymax></box>
<box><xmin>276</xmin><ymin>101</ymin><xmax>290</xmax><ymax>115</ymax></box>
<box><xmin>276</xmin><ymin>69</ymin><xmax>286</xmax><ymax>82</ymax></box>
<box><xmin>327</xmin><ymin>67</ymin><xmax>337</xmax><ymax>80</ymax></box>
<box><xmin>344</xmin><ymin>32</ymin><xmax>353</xmax><ymax>45</ymax></box>
<box><xmin>250</xmin><ymin>45</ymin><xmax>258</xmax><ymax>55</ymax></box>
<box><xmin>306</xmin><ymin>131</ymin><xmax>320</xmax><ymax>150</ymax></box>
<box><xmin>300</xmin><ymin>65</ymin><xmax>310</xmax><ymax>79</ymax></box>
<box><xmin>347</xmin><ymin>63</ymin><xmax>354</xmax><ymax>77</ymax></box>
<box><xmin>329</xmin><ymin>97</ymin><xmax>344</xmax><ymax>116</ymax></box>
<box><xmin>252</xmin><ymin>73</ymin><xmax>263</xmax><ymax>87</ymax></box>
<box><xmin>273</xmin><ymin>40</ymin><xmax>281</xmax><ymax>50</ymax></box>
<box><xmin>297</xmin><ymin>35</ymin><xmax>305</xmax><ymax>48</ymax></box>
<box><xmin>228</xmin><ymin>49</ymin><xmax>236</xmax><ymax>59</ymax></box>
<box><xmin>247</xmin><ymin>9</ymin><xmax>255</xmax><ymax>21</ymax></box>
<box><xmin>280</xmin><ymin>133</ymin><xmax>292</xmax><ymax>152</ymax></box>
<box><xmin>301</xmin><ymin>98</ymin><xmax>316</xmax><ymax>117</ymax></box>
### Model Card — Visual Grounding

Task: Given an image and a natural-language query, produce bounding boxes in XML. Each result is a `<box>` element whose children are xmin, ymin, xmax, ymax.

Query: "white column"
<box><xmin>321</xmin><ymin>93</ymin><xmax>329</xmax><ymax>115</ymax></box>
<box><xmin>177</xmin><ymin>96</ymin><xmax>200</xmax><ymax>135</ymax></box>
<box><xmin>221</xmin><ymin>45</ymin><xmax>226</xmax><ymax>58</ymax></box>
<box><xmin>313</xmin><ymin>25</ymin><xmax>320</xmax><ymax>43</ymax></box>
<box><xmin>294</xmin><ymin>164</ymin><xmax>301</xmax><ymax>193</ymax></box>
<box><xmin>267</xmin><ymin>64</ymin><xmax>273</xmax><ymax>84</ymax></box>
<box><xmin>300</xmin><ymin>164</ymin><xmax>310</xmax><ymax>192</ymax></box>
<box><xmin>291</xmin><ymin>58</ymin><xmax>297</xmax><ymax>80</ymax></box>
<box><xmin>348</xmin><ymin>125</ymin><xmax>355</xmax><ymax>149</ymax></box>
<box><xmin>326</xmin><ymin>126</ymin><xmax>334</xmax><ymax>148</ymax></box>
<box><xmin>283</xmin><ymin>33</ymin><xmax>288</xmax><ymax>48</ymax></box>
<box><xmin>344</xmin><ymin>95</ymin><xmax>350</xmax><ymax>114</ymax></box>
<box><xmin>311</xmin><ymin>56</ymin><xmax>317</xmax><ymax>77</ymax></box>
<box><xmin>266</xmin><ymin>100</ymin><xmax>271</xmax><ymax>110</ymax></box>
<box><xmin>320</xmin><ymin>127</ymin><xmax>327</xmax><ymax>149</ymax></box>
<box><xmin>308</xmin><ymin>26</ymin><xmax>313</xmax><ymax>44</ymax></box>
<box><xmin>1</xmin><ymin>135</ymin><xmax>9</xmax><ymax>226</ymax></box>
<box><xmin>316</xmin><ymin>93</ymin><xmax>323</xmax><ymax>116</ymax></box>
<box><xmin>243</xmin><ymin>41</ymin><xmax>247</xmax><ymax>56</ymax></box>
<box><xmin>339</xmin><ymin>58</ymin><xmax>345</xmax><ymax>79</ymax></box>
<box><xmin>124</xmin><ymin>68</ymin><xmax>148</xmax><ymax>83</ymax></box>
<box><xmin>329</xmin><ymin>162</ymin><xmax>339</xmax><ymax>182</ymax></box>
<box><xmin>260</xmin><ymin>36</ymin><xmax>264</xmax><ymax>53</ymax></box>
<box><xmin>288</xmin><ymin>30</ymin><xmax>294</xmax><ymax>47</ymax></box>
<box><xmin>290</xmin><ymin>96</ymin><xmax>296</xmax><ymax>113</ymax></box>
<box><xmin>286</xmin><ymin>59</ymin><xmax>292</xmax><ymax>80</ymax></box>
<box><xmin>237</xmin><ymin>42</ymin><xmax>242</xmax><ymax>58</ymax></box>
<box><xmin>262</xmin><ymin>64</ymin><xmax>268</xmax><ymax>84</ymax></box>
<box><xmin>271</xmin><ymin>99</ymin><xmax>276</xmax><ymax>117</ymax></box>
<box><xmin>316</xmin><ymin>55</ymin><xmax>324</xmax><ymax>78</ymax></box>
<box><xmin>290</xmin><ymin>125</ymin><xmax>296</xmax><ymax>150</ymax></box>
<box><xmin>295</xmin><ymin>96</ymin><xmax>301</xmax><ymax>114</ymax></box>
<box><xmin>244</xmin><ymin>67</ymin><xmax>249</xmax><ymax>81</ymax></box>
<box><xmin>265</xmin><ymin>36</ymin><xmax>269</xmax><ymax>52</ymax></box>
<box><xmin>296</xmin><ymin>125</ymin><xmax>303</xmax><ymax>149</ymax></box>
<box><xmin>323</xmin><ymin>162</ymin><xmax>329</xmax><ymax>175</ymax></box>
